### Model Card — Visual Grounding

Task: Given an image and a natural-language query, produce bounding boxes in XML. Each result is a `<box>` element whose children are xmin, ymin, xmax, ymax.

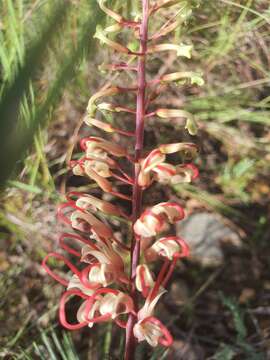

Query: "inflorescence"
<box><xmin>42</xmin><ymin>0</ymin><xmax>203</xmax><ymax>357</ymax></box>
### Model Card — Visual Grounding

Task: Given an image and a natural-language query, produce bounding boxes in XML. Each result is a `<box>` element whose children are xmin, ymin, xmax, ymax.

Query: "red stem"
<box><xmin>124</xmin><ymin>1</ymin><xmax>149</xmax><ymax>359</ymax></box>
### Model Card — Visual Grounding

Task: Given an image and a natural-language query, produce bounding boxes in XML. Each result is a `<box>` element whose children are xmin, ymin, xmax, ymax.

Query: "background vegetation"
<box><xmin>0</xmin><ymin>0</ymin><xmax>269</xmax><ymax>359</ymax></box>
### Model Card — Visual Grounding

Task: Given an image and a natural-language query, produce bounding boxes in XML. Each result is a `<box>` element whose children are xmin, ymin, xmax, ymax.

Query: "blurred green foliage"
<box><xmin>0</xmin><ymin>0</ymin><xmax>103</xmax><ymax>187</ymax></box>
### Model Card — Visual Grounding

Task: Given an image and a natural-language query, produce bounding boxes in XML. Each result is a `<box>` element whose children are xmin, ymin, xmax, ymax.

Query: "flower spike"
<box><xmin>43</xmin><ymin>1</ymin><xmax>202</xmax><ymax>357</ymax></box>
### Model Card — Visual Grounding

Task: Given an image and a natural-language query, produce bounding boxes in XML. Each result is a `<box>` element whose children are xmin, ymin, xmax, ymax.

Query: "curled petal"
<box><xmin>71</xmin><ymin>192</ymin><xmax>124</xmax><ymax>217</ymax></box>
<box><xmin>84</xmin><ymin>164</ymin><xmax>113</xmax><ymax>192</ymax></box>
<box><xmin>71</xmin><ymin>163</ymin><xmax>84</xmax><ymax>176</ymax></box>
<box><xmin>59</xmin><ymin>290</ymin><xmax>90</xmax><ymax>330</ymax></box>
<box><xmin>136</xmin><ymin>264</ymin><xmax>155</xmax><ymax>297</ymax></box>
<box><xmin>134</xmin><ymin>210</ymin><xmax>164</xmax><ymax>238</ymax></box>
<box><xmin>83</xmin><ymin>297</ymin><xmax>111</xmax><ymax>325</ymax></box>
<box><xmin>81</xmin><ymin>136</ymin><xmax>127</xmax><ymax>157</ymax></box>
<box><xmin>87</xmin><ymin>86</ymin><xmax>121</xmax><ymax>115</ymax></box>
<box><xmin>67</xmin><ymin>273</ymin><xmax>98</xmax><ymax>295</ymax></box>
<box><xmin>173</xmin><ymin>163</ymin><xmax>199</xmax><ymax>183</ymax></box>
<box><xmin>81</xmin><ymin>245</ymin><xmax>109</xmax><ymax>264</ymax></box>
<box><xmin>159</xmin><ymin>142</ymin><xmax>198</xmax><ymax>158</ymax></box>
<box><xmin>138</xmin><ymin>288</ymin><xmax>166</xmax><ymax>321</ymax></box>
<box><xmin>88</xmin><ymin>263</ymin><xmax>117</xmax><ymax>287</ymax></box>
<box><xmin>152</xmin><ymin>163</ymin><xmax>176</xmax><ymax>183</ymax></box>
<box><xmin>84</xmin><ymin>116</ymin><xmax>115</xmax><ymax>133</ymax></box>
<box><xmin>97</xmin><ymin>102</ymin><xmax>136</xmax><ymax>114</ymax></box>
<box><xmin>81</xmin><ymin>288</ymin><xmax>130</xmax><ymax>326</ymax></box>
<box><xmin>141</xmin><ymin>149</ymin><xmax>165</xmax><ymax>173</ymax></box>
<box><xmin>57</xmin><ymin>202</ymin><xmax>76</xmax><ymax>225</ymax></box>
<box><xmin>84</xmin><ymin>116</ymin><xmax>134</xmax><ymax>137</ymax></box>
<box><xmin>42</xmin><ymin>252</ymin><xmax>81</xmax><ymax>286</ymax></box>
<box><xmin>86</xmin><ymin>159</ymin><xmax>111</xmax><ymax>178</ymax></box>
<box><xmin>148</xmin><ymin>236</ymin><xmax>190</xmax><ymax>261</ymax></box>
<box><xmin>70</xmin><ymin>210</ymin><xmax>113</xmax><ymax>239</ymax></box>
<box><xmin>138</xmin><ymin>149</ymin><xmax>165</xmax><ymax>187</ymax></box>
<box><xmin>59</xmin><ymin>232</ymin><xmax>98</xmax><ymax>258</ymax></box>
<box><xmin>81</xmin><ymin>243</ymin><xmax>125</xmax><ymax>278</ymax></box>
<box><xmin>99</xmin><ymin>291</ymin><xmax>134</xmax><ymax>319</ymax></box>
<box><xmin>152</xmin><ymin>202</ymin><xmax>185</xmax><ymax>223</ymax></box>
<box><xmin>76</xmin><ymin>297</ymin><xmax>103</xmax><ymax>328</ymax></box>
<box><xmin>94</xmin><ymin>287</ymin><xmax>119</xmax><ymax>297</ymax></box>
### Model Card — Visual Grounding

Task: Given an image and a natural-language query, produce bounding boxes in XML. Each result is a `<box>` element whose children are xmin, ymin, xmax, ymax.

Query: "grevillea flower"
<box><xmin>42</xmin><ymin>1</ymin><xmax>202</xmax><ymax>358</ymax></box>
<box><xmin>146</xmin><ymin>236</ymin><xmax>190</xmax><ymax>262</ymax></box>
<box><xmin>133</xmin><ymin>202</ymin><xmax>185</xmax><ymax>238</ymax></box>
<box><xmin>138</xmin><ymin>144</ymin><xmax>199</xmax><ymax>188</ymax></box>
<box><xmin>60</xmin><ymin>288</ymin><xmax>134</xmax><ymax>330</ymax></box>
<box><xmin>133</xmin><ymin>289</ymin><xmax>172</xmax><ymax>347</ymax></box>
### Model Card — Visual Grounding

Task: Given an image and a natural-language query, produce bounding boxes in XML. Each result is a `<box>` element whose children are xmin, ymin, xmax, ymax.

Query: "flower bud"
<box><xmin>87</xmin><ymin>86</ymin><xmax>121</xmax><ymax>115</ymax></box>
<box><xmin>148</xmin><ymin>43</ymin><xmax>193</xmax><ymax>58</ymax></box>
<box><xmin>71</xmin><ymin>210</ymin><xmax>113</xmax><ymax>239</ymax></box>
<box><xmin>75</xmin><ymin>194</ymin><xmax>123</xmax><ymax>217</ymax></box>
<box><xmin>84</xmin><ymin>163</ymin><xmax>113</xmax><ymax>192</ymax></box>
<box><xmin>159</xmin><ymin>71</ymin><xmax>204</xmax><ymax>86</ymax></box>
<box><xmin>82</xmin><ymin>136</ymin><xmax>127</xmax><ymax>158</ymax></box>
<box><xmin>136</xmin><ymin>265</ymin><xmax>155</xmax><ymax>295</ymax></box>
<box><xmin>159</xmin><ymin>142</ymin><xmax>198</xmax><ymax>158</ymax></box>
<box><xmin>84</xmin><ymin>116</ymin><xmax>115</xmax><ymax>133</ymax></box>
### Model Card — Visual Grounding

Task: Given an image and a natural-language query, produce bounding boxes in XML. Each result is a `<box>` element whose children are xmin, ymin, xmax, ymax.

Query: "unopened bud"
<box><xmin>148</xmin><ymin>43</ymin><xmax>192</xmax><ymax>58</ymax></box>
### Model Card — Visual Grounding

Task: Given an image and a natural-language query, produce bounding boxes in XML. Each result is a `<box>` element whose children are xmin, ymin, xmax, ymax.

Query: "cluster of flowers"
<box><xmin>43</xmin><ymin>0</ymin><xmax>202</xmax><ymax>350</ymax></box>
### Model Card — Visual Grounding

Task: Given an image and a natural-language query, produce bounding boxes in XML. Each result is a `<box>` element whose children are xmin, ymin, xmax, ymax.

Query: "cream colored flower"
<box><xmin>133</xmin><ymin>290</ymin><xmax>172</xmax><ymax>347</ymax></box>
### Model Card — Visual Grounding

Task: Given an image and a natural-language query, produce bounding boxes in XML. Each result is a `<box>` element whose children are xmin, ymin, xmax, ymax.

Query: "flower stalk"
<box><xmin>42</xmin><ymin>0</ymin><xmax>203</xmax><ymax>358</ymax></box>
<box><xmin>125</xmin><ymin>1</ymin><xmax>149</xmax><ymax>357</ymax></box>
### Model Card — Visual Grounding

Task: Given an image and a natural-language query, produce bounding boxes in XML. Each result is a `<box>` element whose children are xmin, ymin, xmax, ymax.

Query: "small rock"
<box><xmin>177</xmin><ymin>212</ymin><xmax>242</xmax><ymax>266</ymax></box>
